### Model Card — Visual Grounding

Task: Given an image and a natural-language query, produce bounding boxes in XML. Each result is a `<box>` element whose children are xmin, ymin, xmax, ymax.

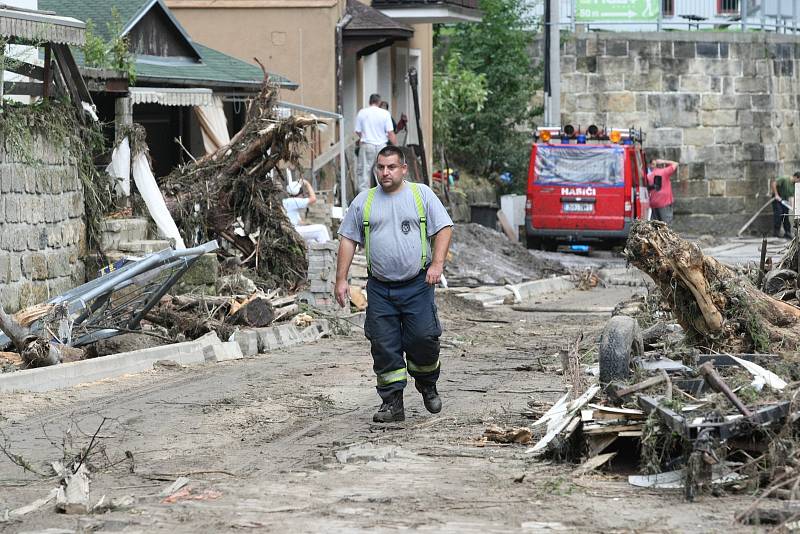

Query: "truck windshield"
<box><xmin>534</xmin><ymin>146</ymin><xmax>624</xmax><ymax>186</ymax></box>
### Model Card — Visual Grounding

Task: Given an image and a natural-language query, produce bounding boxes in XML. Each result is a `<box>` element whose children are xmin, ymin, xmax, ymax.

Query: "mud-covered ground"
<box><xmin>0</xmin><ymin>282</ymin><xmax>755</xmax><ymax>533</ymax></box>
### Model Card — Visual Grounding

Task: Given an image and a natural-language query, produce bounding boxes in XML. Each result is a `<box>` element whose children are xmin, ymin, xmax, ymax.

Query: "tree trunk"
<box><xmin>226</xmin><ymin>296</ymin><xmax>274</xmax><ymax>327</ymax></box>
<box><xmin>625</xmin><ymin>221</ymin><xmax>800</xmax><ymax>353</ymax></box>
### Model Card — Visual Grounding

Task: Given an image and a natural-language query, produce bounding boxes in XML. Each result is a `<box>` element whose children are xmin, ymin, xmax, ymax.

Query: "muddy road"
<box><xmin>0</xmin><ymin>283</ymin><xmax>753</xmax><ymax>532</ymax></box>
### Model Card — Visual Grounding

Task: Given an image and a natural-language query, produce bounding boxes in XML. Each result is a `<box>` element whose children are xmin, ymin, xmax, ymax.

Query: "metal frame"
<box><xmin>0</xmin><ymin>241</ymin><xmax>218</xmax><ymax>349</ymax></box>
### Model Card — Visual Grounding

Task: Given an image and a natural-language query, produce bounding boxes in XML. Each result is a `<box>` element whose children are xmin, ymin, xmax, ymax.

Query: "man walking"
<box><xmin>770</xmin><ymin>172</ymin><xmax>800</xmax><ymax>239</ymax></box>
<box><xmin>646</xmin><ymin>158</ymin><xmax>678</xmax><ymax>224</ymax></box>
<box><xmin>335</xmin><ymin>146</ymin><xmax>453</xmax><ymax>423</ymax></box>
<box><xmin>355</xmin><ymin>94</ymin><xmax>397</xmax><ymax>193</ymax></box>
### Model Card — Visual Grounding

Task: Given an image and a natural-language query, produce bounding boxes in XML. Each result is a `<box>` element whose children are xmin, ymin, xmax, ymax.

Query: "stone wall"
<box><xmin>551</xmin><ymin>31</ymin><xmax>800</xmax><ymax>235</ymax></box>
<box><xmin>0</xmin><ymin>136</ymin><xmax>86</xmax><ymax>312</ymax></box>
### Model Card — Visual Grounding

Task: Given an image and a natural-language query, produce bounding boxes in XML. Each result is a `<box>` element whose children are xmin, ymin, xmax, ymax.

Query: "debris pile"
<box><xmin>161</xmin><ymin>77</ymin><xmax>322</xmax><ymax>290</ymax></box>
<box><xmin>625</xmin><ymin>220</ymin><xmax>800</xmax><ymax>353</ymax></box>
<box><xmin>148</xmin><ymin>290</ymin><xmax>300</xmax><ymax>342</ymax></box>
<box><xmin>523</xmin><ymin>222</ymin><xmax>800</xmax><ymax>528</ymax></box>
<box><xmin>529</xmin><ymin>317</ymin><xmax>799</xmax><ymax>507</ymax></box>
<box><xmin>446</xmin><ymin>223</ymin><xmax>566</xmax><ymax>286</ymax></box>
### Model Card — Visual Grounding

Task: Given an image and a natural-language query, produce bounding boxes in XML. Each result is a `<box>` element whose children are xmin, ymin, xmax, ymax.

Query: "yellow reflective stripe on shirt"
<box><xmin>407</xmin><ymin>359</ymin><xmax>440</xmax><ymax>374</ymax></box>
<box><xmin>377</xmin><ymin>367</ymin><xmax>407</xmax><ymax>386</ymax></box>
<box><xmin>363</xmin><ymin>187</ymin><xmax>377</xmax><ymax>272</ymax></box>
<box><xmin>409</xmin><ymin>182</ymin><xmax>427</xmax><ymax>269</ymax></box>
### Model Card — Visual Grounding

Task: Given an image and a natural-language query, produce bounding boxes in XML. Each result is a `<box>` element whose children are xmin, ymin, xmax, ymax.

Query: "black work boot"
<box><xmin>373</xmin><ymin>392</ymin><xmax>405</xmax><ymax>423</ymax></box>
<box><xmin>416</xmin><ymin>382</ymin><xmax>442</xmax><ymax>414</ymax></box>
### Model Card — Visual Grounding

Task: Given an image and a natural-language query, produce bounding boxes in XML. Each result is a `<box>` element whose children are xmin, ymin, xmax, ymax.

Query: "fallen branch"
<box><xmin>625</xmin><ymin>220</ymin><xmax>800</xmax><ymax>353</ymax></box>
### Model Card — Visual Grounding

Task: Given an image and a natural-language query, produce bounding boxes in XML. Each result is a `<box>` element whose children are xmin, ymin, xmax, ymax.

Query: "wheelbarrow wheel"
<box><xmin>599</xmin><ymin>315</ymin><xmax>643</xmax><ymax>384</ymax></box>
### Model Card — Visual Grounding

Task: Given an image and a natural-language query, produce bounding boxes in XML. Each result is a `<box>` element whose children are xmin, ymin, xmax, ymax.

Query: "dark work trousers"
<box><xmin>364</xmin><ymin>269</ymin><xmax>442</xmax><ymax>401</ymax></box>
<box><xmin>773</xmin><ymin>198</ymin><xmax>792</xmax><ymax>237</ymax></box>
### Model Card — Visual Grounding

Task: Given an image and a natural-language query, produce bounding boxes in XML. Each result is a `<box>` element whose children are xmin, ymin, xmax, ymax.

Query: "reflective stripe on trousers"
<box><xmin>365</xmin><ymin>269</ymin><xmax>442</xmax><ymax>401</ymax></box>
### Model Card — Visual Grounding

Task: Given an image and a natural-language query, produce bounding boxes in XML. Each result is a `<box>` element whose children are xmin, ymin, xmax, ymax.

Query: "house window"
<box><xmin>717</xmin><ymin>0</ymin><xmax>739</xmax><ymax>14</ymax></box>
<box><xmin>662</xmin><ymin>0</ymin><xmax>674</xmax><ymax>16</ymax></box>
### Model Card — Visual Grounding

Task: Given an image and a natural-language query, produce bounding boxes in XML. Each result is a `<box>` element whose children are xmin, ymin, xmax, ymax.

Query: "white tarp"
<box><xmin>106</xmin><ymin>136</ymin><xmax>131</xmax><ymax>197</ymax></box>
<box><xmin>132</xmin><ymin>151</ymin><xmax>186</xmax><ymax>250</ymax></box>
<box><xmin>194</xmin><ymin>96</ymin><xmax>230</xmax><ymax>155</ymax></box>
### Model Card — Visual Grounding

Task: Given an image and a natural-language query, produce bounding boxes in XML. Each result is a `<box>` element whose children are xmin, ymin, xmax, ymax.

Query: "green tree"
<box><xmin>434</xmin><ymin>0</ymin><xmax>541</xmax><ymax>190</ymax></box>
<box><xmin>81</xmin><ymin>8</ymin><xmax>136</xmax><ymax>84</ymax></box>
<box><xmin>433</xmin><ymin>52</ymin><xmax>488</xmax><ymax>156</ymax></box>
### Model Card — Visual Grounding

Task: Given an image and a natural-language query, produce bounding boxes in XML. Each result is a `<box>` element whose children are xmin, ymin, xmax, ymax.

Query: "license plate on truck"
<box><xmin>562</xmin><ymin>202</ymin><xmax>594</xmax><ymax>213</ymax></box>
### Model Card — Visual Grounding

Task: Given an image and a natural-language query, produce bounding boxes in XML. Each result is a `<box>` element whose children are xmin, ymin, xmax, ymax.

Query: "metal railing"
<box><xmin>531</xmin><ymin>0</ymin><xmax>800</xmax><ymax>33</ymax></box>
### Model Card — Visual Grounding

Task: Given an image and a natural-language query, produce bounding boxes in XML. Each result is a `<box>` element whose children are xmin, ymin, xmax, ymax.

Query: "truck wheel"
<box><xmin>598</xmin><ymin>316</ymin><xmax>643</xmax><ymax>384</ymax></box>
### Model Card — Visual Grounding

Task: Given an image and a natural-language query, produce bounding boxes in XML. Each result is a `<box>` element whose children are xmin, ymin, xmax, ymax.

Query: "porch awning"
<box><xmin>0</xmin><ymin>5</ymin><xmax>85</xmax><ymax>45</ymax></box>
<box><xmin>128</xmin><ymin>87</ymin><xmax>214</xmax><ymax>107</ymax></box>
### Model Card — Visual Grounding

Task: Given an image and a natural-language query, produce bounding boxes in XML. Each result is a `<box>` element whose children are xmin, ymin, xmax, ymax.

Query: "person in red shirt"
<box><xmin>646</xmin><ymin>158</ymin><xmax>678</xmax><ymax>224</ymax></box>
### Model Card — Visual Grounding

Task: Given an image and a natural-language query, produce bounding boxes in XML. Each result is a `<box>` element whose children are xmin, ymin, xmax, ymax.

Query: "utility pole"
<box><xmin>543</xmin><ymin>0</ymin><xmax>560</xmax><ymax>127</ymax></box>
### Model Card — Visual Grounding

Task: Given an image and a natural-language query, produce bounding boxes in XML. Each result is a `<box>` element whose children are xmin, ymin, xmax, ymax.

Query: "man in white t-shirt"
<box><xmin>355</xmin><ymin>93</ymin><xmax>398</xmax><ymax>193</ymax></box>
<box><xmin>282</xmin><ymin>179</ymin><xmax>331</xmax><ymax>243</ymax></box>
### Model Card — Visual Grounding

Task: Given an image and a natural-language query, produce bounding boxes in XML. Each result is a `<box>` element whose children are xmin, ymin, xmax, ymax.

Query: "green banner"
<box><xmin>575</xmin><ymin>0</ymin><xmax>660</xmax><ymax>22</ymax></box>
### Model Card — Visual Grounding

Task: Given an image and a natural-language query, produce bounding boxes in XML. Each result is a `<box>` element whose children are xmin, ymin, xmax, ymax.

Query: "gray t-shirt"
<box><xmin>338</xmin><ymin>182</ymin><xmax>454</xmax><ymax>282</ymax></box>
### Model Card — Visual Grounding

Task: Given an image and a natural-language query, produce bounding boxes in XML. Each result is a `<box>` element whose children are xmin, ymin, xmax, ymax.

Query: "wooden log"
<box><xmin>56</xmin><ymin>467</ymin><xmax>90</xmax><ymax>515</ymax></box>
<box><xmin>0</xmin><ymin>305</ymin><xmax>35</xmax><ymax>351</ymax></box>
<box><xmin>226</xmin><ymin>296</ymin><xmax>274</xmax><ymax>327</ymax></box>
<box><xmin>625</xmin><ymin>220</ymin><xmax>800</xmax><ymax>353</ymax></box>
<box><xmin>273</xmin><ymin>303</ymin><xmax>299</xmax><ymax>323</ymax></box>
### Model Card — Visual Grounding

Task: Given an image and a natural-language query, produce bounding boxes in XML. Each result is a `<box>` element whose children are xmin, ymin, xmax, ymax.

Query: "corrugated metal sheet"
<box><xmin>128</xmin><ymin>87</ymin><xmax>214</xmax><ymax>107</ymax></box>
<box><xmin>0</xmin><ymin>7</ymin><xmax>85</xmax><ymax>45</ymax></box>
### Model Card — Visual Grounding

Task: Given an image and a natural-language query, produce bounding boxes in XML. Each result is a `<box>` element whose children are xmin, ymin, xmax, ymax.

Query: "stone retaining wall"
<box><xmin>0</xmin><ymin>135</ymin><xmax>86</xmax><ymax>312</ymax></box>
<box><xmin>549</xmin><ymin>31</ymin><xmax>800</xmax><ymax>235</ymax></box>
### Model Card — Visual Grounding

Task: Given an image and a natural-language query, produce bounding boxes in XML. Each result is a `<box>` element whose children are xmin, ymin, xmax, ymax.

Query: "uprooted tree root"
<box><xmin>160</xmin><ymin>76</ymin><xmax>322</xmax><ymax>290</ymax></box>
<box><xmin>625</xmin><ymin>220</ymin><xmax>800</xmax><ymax>353</ymax></box>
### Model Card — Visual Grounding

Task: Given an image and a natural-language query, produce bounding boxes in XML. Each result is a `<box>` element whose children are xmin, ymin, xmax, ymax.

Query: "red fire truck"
<box><xmin>524</xmin><ymin>126</ymin><xmax>650</xmax><ymax>251</ymax></box>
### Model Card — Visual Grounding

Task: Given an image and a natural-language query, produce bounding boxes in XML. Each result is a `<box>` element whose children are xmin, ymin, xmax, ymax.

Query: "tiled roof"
<box><xmin>39</xmin><ymin>0</ymin><xmax>296</xmax><ymax>89</ymax></box>
<box><xmin>345</xmin><ymin>0</ymin><xmax>413</xmax><ymax>33</ymax></box>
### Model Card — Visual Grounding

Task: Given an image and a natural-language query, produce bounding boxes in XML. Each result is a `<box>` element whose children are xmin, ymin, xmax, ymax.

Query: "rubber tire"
<box><xmin>598</xmin><ymin>315</ymin><xmax>644</xmax><ymax>384</ymax></box>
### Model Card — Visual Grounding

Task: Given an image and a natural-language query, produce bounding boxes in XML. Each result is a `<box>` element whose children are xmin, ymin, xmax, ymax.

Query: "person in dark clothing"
<box><xmin>770</xmin><ymin>172</ymin><xmax>800</xmax><ymax>239</ymax></box>
<box><xmin>335</xmin><ymin>146</ymin><xmax>454</xmax><ymax>423</ymax></box>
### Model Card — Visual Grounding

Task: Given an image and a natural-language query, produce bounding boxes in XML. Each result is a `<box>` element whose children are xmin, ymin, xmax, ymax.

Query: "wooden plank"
<box><xmin>587</xmin><ymin>434</ymin><xmax>617</xmax><ymax>457</ymax></box>
<box><xmin>497</xmin><ymin>210</ymin><xmax>517</xmax><ymax>241</ymax></box>
<box><xmin>2</xmin><ymin>82</ymin><xmax>43</xmax><ymax>96</ymax></box>
<box><xmin>3</xmin><ymin>60</ymin><xmax>46</xmax><ymax>80</ymax></box>
<box><xmin>583</xmin><ymin>423</ymin><xmax>643</xmax><ymax>435</ymax></box>
<box><xmin>312</xmin><ymin>134</ymin><xmax>357</xmax><ymax>173</ymax></box>
<box><xmin>580</xmin><ymin>409</ymin><xmax>594</xmax><ymax>422</ymax></box>
<box><xmin>50</xmin><ymin>43</ymin><xmax>82</xmax><ymax>112</ymax></box>
<box><xmin>43</xmin><ymin>45</ymin><xmax>52</xmax><ymax>99</ymax></box>
<box><xmin>587</xmin><ymin>404</ymin><xmax>645</xmax><ymax>416</ymax></box>
<box><xmin>618</xmin><ymin>430</ymin><xmax>643</xmax><ymax>437</ymax></box>
<box><xmin>574</xmin><ymin>452</ymin><xmax>617</xmax><ymax>475</ymax></box>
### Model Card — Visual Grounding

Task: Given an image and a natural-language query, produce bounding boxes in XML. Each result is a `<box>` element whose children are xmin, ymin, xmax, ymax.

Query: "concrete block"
<box><xmin>673</xmin><ymin>41</ymin><xmax>695</xmax><ymax>59</ymax></box>
<box><xmin>276</xmin><ymin>324</ymin><xmax>301</xmax><ymax>346</ymax></box>
<box><xmin>191</xmin><ymin>332</ymin><xmax>244</xmax><ymax>362</ymax></box>
<box><xmin>231</xmin><ymin>329</ymin><xmax>259</xmax><ymax>356</ymax></box>
<box><xmin>513</xmin><ymin>276</ymin><xmax>574</xmax><ymax>301</ymax></box>
<box><xmin>696</xmin><ymin>42</ymin><xmax>719</xmax><ymax>59</ymax></box>
<box><xmin>181</xmin><ymin>253</ymin><xmax>219</xmax><ymax>286</ymax></box>
<box><xmin>699</xmin><ymin>110</ymin><xmax>738</xmax><ymax>127</ymax></box>
<box><xmin>0</xmin><ymin>340</ymin><xmax>208</xmax><ymax>393</ymax></box>
<box><xmin>256</xmin><ymin>328</ymin><xmax>281</xmax><ymax>352</ymax></box>
<box><xmin>679</xmin><ymin>75</ymin><xmax>710</xmax><ymax>93</ymax></box>
<box><xmin>683</xmin><ymin>128</ymin><xmax>715</xmax><ymax>146</ymax></box>
<box><xmin>735</xmin><ymin>76</ymin><xmax>769</xmax><ymax>94</ymax></box>
<box><xmin>708</xmin><ymin>180</ymin><xmax>726</xmax><ymax>196</ymax></box>
<box><xmin>604</xmin><ymin>92</ymin><xmax>635</xmax><ymax>112</ymax></box>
